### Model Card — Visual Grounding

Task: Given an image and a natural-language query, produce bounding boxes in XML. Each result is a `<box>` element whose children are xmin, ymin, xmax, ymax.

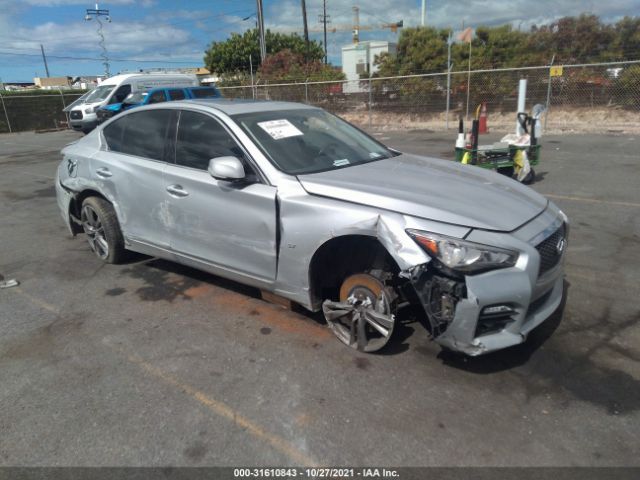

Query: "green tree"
<box><xmin>258</xmin><ymin>49</ymin><xmax>344</xmax><ymax>82</ymax></box>
<box><xmin>204</xmin><ymin>29</ymin><xmax>325</xmax><ymax>77</ymax></box>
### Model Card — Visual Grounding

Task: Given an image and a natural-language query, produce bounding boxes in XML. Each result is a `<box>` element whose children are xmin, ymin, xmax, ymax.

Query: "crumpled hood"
<box><xmin>298</xmin><ymin>153</ymin><xmax>548</xmax><ymax>232</ymax></box>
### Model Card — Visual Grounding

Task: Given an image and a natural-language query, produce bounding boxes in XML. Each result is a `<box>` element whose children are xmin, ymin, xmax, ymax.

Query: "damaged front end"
<box><xmin>402</xmin><ymin>229</ymin><xmax>522</xmax><ymax>356</ymax></box>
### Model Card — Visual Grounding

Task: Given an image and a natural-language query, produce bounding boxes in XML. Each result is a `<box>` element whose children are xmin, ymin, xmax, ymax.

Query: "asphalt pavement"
<box><xmin>0</xmin><ymin>128</ymin><xmax>639</xmax><ymax>467</ymax></box>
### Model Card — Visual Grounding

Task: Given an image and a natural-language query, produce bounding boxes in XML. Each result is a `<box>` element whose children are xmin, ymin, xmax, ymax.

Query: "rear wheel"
<box><xmin>323</xmin><ymin>273</ymin><xmax>397</xmax><ymax>352</ymax></box>
<box><xmin>80</xmin><ymin>196</ymin><xmax>126</xmax><ymax>264</ymax></box>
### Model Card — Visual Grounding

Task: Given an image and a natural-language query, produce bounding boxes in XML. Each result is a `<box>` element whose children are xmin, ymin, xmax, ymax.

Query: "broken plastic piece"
<box><xmin>0</xmin><ymin>279</ymin><xmax>19</xmax><ymax>289</ymax></box>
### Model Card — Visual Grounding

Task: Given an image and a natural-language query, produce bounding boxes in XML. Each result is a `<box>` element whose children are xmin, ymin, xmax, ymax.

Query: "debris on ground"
<box><xmin>0</xmin><ymin>279</ymin><xmax>20</xmax><ymax>289</ymax></box>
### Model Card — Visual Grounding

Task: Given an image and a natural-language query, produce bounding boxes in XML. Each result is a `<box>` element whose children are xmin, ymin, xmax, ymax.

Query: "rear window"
<box><xmin>103</xmin><ymin>109</ymin><xmax>174</xmax><ymax>161</ymax></box>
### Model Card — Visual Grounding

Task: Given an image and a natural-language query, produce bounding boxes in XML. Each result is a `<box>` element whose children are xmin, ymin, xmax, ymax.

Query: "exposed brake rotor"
<box><xmin>322</xmin><ymin>273</ymin><xmax>396</xmax><ymax>352</ymax></box>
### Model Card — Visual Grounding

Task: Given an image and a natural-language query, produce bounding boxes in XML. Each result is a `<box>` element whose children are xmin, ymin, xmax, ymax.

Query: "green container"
<box><xmin>454</xmin><ymin>144</ymin><xmax>541</xmax><ymax>169</ymax></box>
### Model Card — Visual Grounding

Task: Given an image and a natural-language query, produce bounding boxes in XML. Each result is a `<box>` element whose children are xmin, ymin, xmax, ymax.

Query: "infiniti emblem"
<box><xmin>556</xmin><ymin>237</ymin><xmax>566</xmax><ymax>255</ymax></box>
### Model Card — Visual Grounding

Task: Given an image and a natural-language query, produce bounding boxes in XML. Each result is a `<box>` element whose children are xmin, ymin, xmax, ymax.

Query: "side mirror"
<box><xmin>208</xmin><ymin>156</ymin><xmax>245</xmax><ymax>181</ymax></box>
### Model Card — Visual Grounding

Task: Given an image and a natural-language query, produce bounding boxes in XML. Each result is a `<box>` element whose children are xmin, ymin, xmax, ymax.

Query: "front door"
<box><xmin>164</xmin><ymin>109</ymin><xmax>278</xmax><ymax>283</ymax></box>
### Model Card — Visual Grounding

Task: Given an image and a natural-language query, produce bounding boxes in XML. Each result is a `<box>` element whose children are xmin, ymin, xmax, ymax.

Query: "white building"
<box><xmin>341</xmin><ymin>40</ymin><xmax>397</xmax><ymax>93</ymax></box>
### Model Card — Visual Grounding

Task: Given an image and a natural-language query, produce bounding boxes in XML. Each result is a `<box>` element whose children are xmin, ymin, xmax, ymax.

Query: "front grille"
<box><xmin>70</xmin><ymin>110</ymin><xmax>83</xmax><ymax>120</ymax></box>
<box><xmin>535</xmin><ymin>223</ymin><xmax>566</xmax><ymax>275</ymax></box>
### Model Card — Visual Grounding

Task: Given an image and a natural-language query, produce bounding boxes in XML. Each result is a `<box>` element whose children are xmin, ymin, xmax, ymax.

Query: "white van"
<box><xmin>66</xmin><ymin>73</ymin><xmax>199</xmax><ymax>133</ymax></box>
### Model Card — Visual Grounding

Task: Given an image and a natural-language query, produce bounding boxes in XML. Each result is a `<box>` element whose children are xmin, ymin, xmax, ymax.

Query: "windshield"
<box><xmin>233</xmin><ymin>109</ymin><xmax>396</xmax><ymax>175</ymax></box>
<box><xmin>125</xmin><ymin>91</ymin><xmax>148</xmax><ymax>104</ymax></box>
<box><xmin>84</xmin><ymin>85</ymin><xmax>115</xmax><ymax>103</ymax></box>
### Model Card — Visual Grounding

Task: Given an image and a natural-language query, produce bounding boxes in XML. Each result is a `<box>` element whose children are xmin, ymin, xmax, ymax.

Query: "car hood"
<box><xmin>297</xmin><ymin>153</ymin><xmax>548</xmax><ymax>232</ymax></box>
<box><xmin>101</xmin><ymin>103</ymin><xmax>122</xmax><ymax>111</ymax></box>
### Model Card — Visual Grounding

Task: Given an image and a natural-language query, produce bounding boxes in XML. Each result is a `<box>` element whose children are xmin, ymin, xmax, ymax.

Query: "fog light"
<box><xmin>482</xmin><ymin>305</ymin><xmax>513</xmax><ymax>316</ymax></box>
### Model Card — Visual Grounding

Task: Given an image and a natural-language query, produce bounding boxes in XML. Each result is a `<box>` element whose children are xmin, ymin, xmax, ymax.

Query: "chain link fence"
<box><xmin>1</xmin><ymin>61</ymin><xmax>639</xmax><ymax>134</ymax></box>
<box><xmin>0</xmin><ymin>90</ymin><xmax>85</xmax><ymax>133</ymax></box>
<box><xmin>220</xmin><ymin>60</ymin><xmax>640</xmax><ymax>133</ymax></box>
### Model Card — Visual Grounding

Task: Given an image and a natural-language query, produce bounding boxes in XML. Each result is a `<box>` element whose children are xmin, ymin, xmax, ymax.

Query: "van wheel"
<box><xmin>322</xmin><ymin>273</ymin><xmax>397</xmax><ymax>352</ymax></box>
<box><xmin>80</xmin><ymin>197</ymin><xmax>126</xmax><ymax>264</ymax></box>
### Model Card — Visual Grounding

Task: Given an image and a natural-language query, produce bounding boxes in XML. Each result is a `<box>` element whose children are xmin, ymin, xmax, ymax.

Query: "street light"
<box><xmin>85</xmin><ymin>3</ymin><xmax>112</xmax><ymax>77</ymax></box>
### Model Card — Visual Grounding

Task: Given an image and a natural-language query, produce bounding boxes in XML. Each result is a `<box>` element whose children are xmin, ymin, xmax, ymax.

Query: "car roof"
<box><xmin>182</xmin><ymin>98</ymin><xmax>317</xmax><ymax>115</ymax></box>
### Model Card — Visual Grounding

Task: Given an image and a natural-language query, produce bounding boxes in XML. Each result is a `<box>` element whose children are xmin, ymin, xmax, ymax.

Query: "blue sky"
<box><xmin>0</xmin><ymin>0</ymin><xmax>638</xmax><ymax>82</ymax></box>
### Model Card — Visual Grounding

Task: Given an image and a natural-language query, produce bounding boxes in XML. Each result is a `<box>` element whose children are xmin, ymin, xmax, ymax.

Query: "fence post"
<box><xmin>368</xmin><ymin>76</ymin><xmax>372</xmax><ymax>130</ymax></box>
<box><xmin>305</xmin><ymin>78</ymin><xmax>309</xmax><ymax>104</ymax></box>
<box><xmin>0</xmin><ymin>91</ymin><xmax>11</xmax><ymax>133</ymax></box>
<box><xmin>545</xmin><ymin>54</ymin><xmax>555</xmax><ymax>130</ymax></box>
<box><xmin>58</xmin><ymin>87</ymin><xmax>68</xmax><ymax>130</ymax></box>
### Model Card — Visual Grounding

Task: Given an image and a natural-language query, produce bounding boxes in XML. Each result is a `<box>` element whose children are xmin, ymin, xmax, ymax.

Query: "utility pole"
<box><xmin>301</xmin><ymin>0</ymin><xmax>310</xmax><ymax>61</ymax></box>
<box><xmin>445</xmin><ymin>30</ymin><xmax>453</xmax><ymax>129</ymax></box>
<box><xmin>85</xmin><ymin>3</ymin><xmax>111</xmax><ymax>77</ymax></box>
<box><xmin>318</xmin><ymin>0</ymin><xmax>330</xmax><ymax>64</ymax></box>
<box><xmin>40</xmin><ymin>44</ymin><xmax>50</xmax><ymax>78</ymax></box>
<box><xmin>421</xmin><ymin>0</ymin><xmax>426</xmax><ymax>27</ymax></box>
<box><xmin>256</xmin><ymin>0</ymin><xmax>267</xmax><ymax>63</ymax></box>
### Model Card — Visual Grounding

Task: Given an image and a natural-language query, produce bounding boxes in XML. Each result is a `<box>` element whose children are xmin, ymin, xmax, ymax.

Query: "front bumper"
<box><xmin>411</xmin><ymin>209</ymin><xmax>567</xmax><ymax>356</ymax></box>
<box><xmin>69</xmin><ymin>112</ymin><xmax>98</xmax><ymax>132</ymax></box>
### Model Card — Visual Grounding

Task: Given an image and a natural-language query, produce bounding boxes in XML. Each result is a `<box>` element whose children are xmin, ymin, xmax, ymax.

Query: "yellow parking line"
<box><xmin>112</xmin><ymin>346</ymin><xmax>317</xmax><ymax>466</ymax></box>
<box><xmin>13</xmin><ymin>287</ymin><xmax>60</xmax><ymax>314</ymax></box>
<box><xmin>11</xmin><ymin>287</ymin><xmax>317</xmax><ymax>465</ymax></box>
<box><xmin>542</xmin><ymin>194</ymin><xmax>640</xmax><ymax>208</ymax></box>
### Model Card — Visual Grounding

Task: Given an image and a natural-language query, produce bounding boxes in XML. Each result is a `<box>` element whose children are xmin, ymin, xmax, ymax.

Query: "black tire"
<box><xmin>80</xmin><ymin>196</ymin><xmax>127</xmax><ymax>264</ymax></box>
<box><xmin>522</xmin><ymin>168</ymin><xmax>536</xmax><ymax>185</ymax></box>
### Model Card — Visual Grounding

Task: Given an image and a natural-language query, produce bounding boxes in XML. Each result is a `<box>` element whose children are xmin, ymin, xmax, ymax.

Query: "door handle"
<box><xmin>166</xmin><ymin>184</ymin><xmax>189</xmax><ymax>197</ymax></box>
<box><xmin>95</xmin><ymin>167</ymin><xmax>112</xmax><ymax>178</ymax></box>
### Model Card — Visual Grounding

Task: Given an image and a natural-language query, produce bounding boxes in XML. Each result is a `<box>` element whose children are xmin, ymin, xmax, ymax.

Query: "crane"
<box><xmin>275</xmin><ymin>6</ymin><xmax>402</xmax><ymax>44</ymax></box>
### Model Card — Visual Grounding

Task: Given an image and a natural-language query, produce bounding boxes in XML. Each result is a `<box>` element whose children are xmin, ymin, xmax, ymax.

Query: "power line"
<box><xmin>0</xmin><ymin>50</ymin><xmax>200</xmax><ymax>64</ymax></box>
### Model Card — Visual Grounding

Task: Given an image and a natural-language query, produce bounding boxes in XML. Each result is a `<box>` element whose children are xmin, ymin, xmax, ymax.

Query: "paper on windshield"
<box><xmin>258</xmin><ymin>119</ymin><xmax>303</xmax><ymax>140</ymax></box>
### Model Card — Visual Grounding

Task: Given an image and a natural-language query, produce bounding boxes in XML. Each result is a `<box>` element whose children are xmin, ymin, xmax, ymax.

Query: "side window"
<box><xmin>168</xmin><ymin>89</ymin><xmax>186</xmax><ymax>100</ymax></box>
<box><xmin>176</xmin><ymin>111</ymin><xmax>248</xmax><ymax>171</ymax></box>
<box><xmin>148</xmin><ymin>90</ymin><xmax>166</xmax><ymax>104</ymax></box>
<box><xmin>110</xmin><ymin>84</ymin><xmax>131</xmax><ymax>104</ymax></box>
<box><xmin>104</xmin><ymin>110</ymin><xmax>173</xmax><ymax>161</ymax></box>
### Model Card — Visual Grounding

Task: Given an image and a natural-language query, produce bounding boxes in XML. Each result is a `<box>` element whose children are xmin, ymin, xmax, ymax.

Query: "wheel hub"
<box><xmin>322</xmin><ymin>273</ymin><xmax>396</xmax><ymax>352</ymax></box>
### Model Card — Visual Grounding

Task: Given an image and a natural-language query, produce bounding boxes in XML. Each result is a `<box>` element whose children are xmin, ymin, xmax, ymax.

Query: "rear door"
<box><xmin>163</xmin><ymin>109</ymin><xmax>278</xmax><ymax>282</ymax></box>
<box><xmin>94</xmin><ymin>109</ymin><xmax>176</xmax><ymax>248</ymax></box>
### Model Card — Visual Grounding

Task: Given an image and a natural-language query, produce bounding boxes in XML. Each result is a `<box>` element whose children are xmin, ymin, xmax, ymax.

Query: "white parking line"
<box><xmin>542</xmin><ymin>193</ymin><xmax>640</xmax><ymax>208</ymax></box>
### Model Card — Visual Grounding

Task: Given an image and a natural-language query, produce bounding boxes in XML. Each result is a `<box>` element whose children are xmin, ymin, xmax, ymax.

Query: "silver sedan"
<box><xmin>55</xmin><ymin>99</ymin><xmax>568</xmax><ymax>355</ymax></box>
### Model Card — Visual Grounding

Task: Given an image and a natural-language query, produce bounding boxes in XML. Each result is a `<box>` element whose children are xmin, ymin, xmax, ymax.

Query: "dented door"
<box><xmin>163</xmin><ymin>164</ymin><xmax>278</xmax><ymax>282</ymax></box>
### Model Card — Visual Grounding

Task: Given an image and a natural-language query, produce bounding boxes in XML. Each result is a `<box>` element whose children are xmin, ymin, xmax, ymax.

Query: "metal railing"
<box><xmin>1</xmin><ymin>60</ymin><xmax>639</xmax><ymax>134</ymax></box>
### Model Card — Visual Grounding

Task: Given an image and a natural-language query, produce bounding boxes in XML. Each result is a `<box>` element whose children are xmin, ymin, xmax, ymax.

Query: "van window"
<box><xmin>103</xmin><ymin>109</ymin><xmax>174</xmax><ymax>161</ymax></box>
<box><xmin>110</xmin><ymin>84</ymin><xmax>132</xmax><ymax>104</ymax></box>
<box><xmin>168</xmin><ymin>89</ymin><xmax>186</xmax><ymax>100</ymax></box>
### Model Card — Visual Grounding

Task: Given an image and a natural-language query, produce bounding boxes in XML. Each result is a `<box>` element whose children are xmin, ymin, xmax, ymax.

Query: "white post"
<box><xmin>421</xmin><ymin>0</ymin><xmax>426</xmax><ymax>26</ymax></box>
<box><xmin>0</xmin><ymin>91</ymin><xmax>11</xmax><ymax>133</ymax></box>
<box><xmin>516</xmin><ymin>78</ymin><xmax>527</xmax><ymax>135</ymax></box>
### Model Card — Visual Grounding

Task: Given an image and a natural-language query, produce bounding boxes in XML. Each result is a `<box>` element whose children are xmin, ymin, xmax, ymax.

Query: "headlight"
<box><xmin>406</xmin><ymin>229</ymin><xmax>518</xmax><ymax>274</ymax></box>
<box><xmin>84</xmin><ymin>107</ymin><xmax>94</xmax><ymax>114</ymax></box>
